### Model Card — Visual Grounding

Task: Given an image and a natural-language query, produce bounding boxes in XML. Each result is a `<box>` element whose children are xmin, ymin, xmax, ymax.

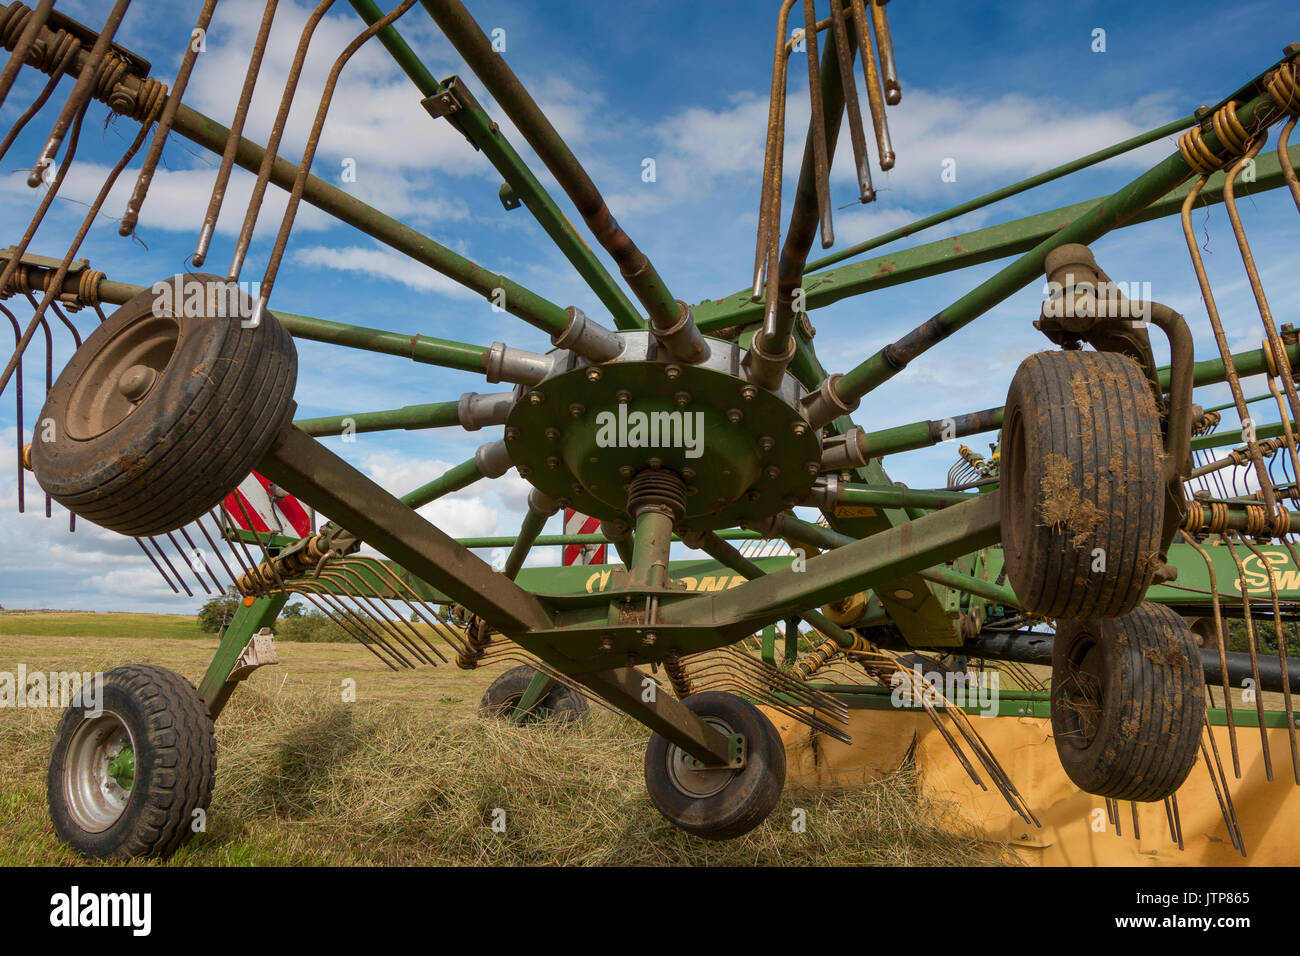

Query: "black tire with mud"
<box><xmin>31</xmin><ymin>274</ymin><xmax>297</xmax><ymax>537</ymax></box>
<box><xmin>644</xmin><ymin>691</ymin><xmax>785</xmax><ymax>840</ymax></box>
<box><xmin>1051</xmin><ymin>602</ymin><xmax>1205</xmax><ymax>801</ymax></box>
<box><xmin>47</xmin><ymin>664</ymin><xmax>216</xmax><ymax>859</ymax></box>
<box><xmin>478</xmin><ymin>664</ymin><xmax>589</xmax><ymax>724</ymax></box>
<box><xmin>1000</xmin><ymin>349</ymin><xmax>1164</xmax><ymax>619</ymax></box>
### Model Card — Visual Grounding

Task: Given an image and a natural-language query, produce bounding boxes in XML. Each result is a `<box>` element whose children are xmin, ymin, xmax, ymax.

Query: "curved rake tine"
<box><xmin>194</xmin><ymin>0</ymin><xmax>280</xmax><ymax>266</ymax></box>
<box><xmin>322</xmin><ymin>563</ymin><xmax>441</xmax><ymax>665</ymax></box>
<box><xmin>1181</xmin><ymin>531</ymin><xmax>1239</xmax><ymax>774</ymax></box>
<box><xmin>119</xmin><ymin>0</ymin><xmax>221</xmax><ymax>236</ymax></box>
<box><xmin>1221</xmin><ymin>534</ymin><xmax>1273</xmax><ymax>780</ymax></box>
<box><xmin>1238</xmin><ymin>536</ymin><xmax>1300</xmax><ymax>784</ymax></box>
<box><xmin>359</xmin><ymin>557</ymin><xmax>458</xmax><ymax>659</ymax></box>
<box><xmin>134</xmin><ymin>537</ymin><xmax>179</xmax><ymax>594</ymax></box>
<box><xmin>1</xmin><ymin>303</ymin><xmax>24</xmax><ymax>512</ymax></box>
<box><xmin>0</xmin><ymin>35</ymin><xmax>77</xmax><ymax>162</ymax></box>
<box><xmin>1179</xmin><ymin>177</ymin><xmax>1279</xmax><ymax>515</ymax></box>
<box><xmin>0</xmin><ymin>0</ymin><xmax>53</xmax><ymax>109</ymax></box>
<box><xmin>28</xmin><ymin>0</ymin><xmax>131</xmax><ymax>187</ymax></box>
<box><xmin>256</xmin><ymin>0</ymin><xmax>418</xmax><ymax>320</ymax></box>
<box><xmin>800</xmin><ymin>0</ymin><xmax>833</xmax><ymax>248</ymax></box>
<box><xmin>315</xmin><ymin>567</ymin><xmax>432</xmax><ymax>665</ymax></box>
<box><xmin>0</xmin><ymin>110</ymin><xmax>153</xmax><ymax>401</ymax></box>
<box><xmin>227</xmin><ymin>0</ymin><xmax>339</xmax><ymax>283</ymax></box>
<box><xmin>296</xmin><ymin>586</ymin><xmax>402</xmax><ymax>670</ymax></box>
<box><xmin>1222</xmin><ymin>141</ymin><xmax>1300</xmax><ymax>457</ymax></box>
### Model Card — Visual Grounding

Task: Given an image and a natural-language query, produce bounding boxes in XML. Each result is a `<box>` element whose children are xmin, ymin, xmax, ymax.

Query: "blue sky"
<box><xmin>1</xmin><ymin>0</ymin><xmax>1298</xmax><ymax>611</ymax></box>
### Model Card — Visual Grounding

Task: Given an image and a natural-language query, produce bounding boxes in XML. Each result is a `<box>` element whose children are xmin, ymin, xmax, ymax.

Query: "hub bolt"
<box><xmin>642</xmin><ymin>632</ymin><xmax>657</xmax><ymax>646</ymax></box>
<box><xmin>618</xmin><ymin>465</ymin><xmax>634</xmax><ymax>478</ymax></box>
<box><xmin>569</xmin><ymin>403</ymin><xmax>585</xmax><ymax>418</ymax></box>
<box><xmin>586</xmin><ymin>367</ymin><xmax>602</xmax><ymax>382</ymax></box>
<box><xmin>803</xmin><ymin>460</ymin><xmax>820</xmax><ymax>475</ymax></box>
<box><xmin>759</xmin><ymin>436</ymin><xmax>775</xmax><ymax>452</ymax></box>
<box><xmin>545</xmin><ymin>427</ymin><xmax>560</xmax><ymax>441</ymax></box>
<box><xmin>766</xmin><ymin>466</ymin><xmax>780</xmax><ymax>480</ymax></box>
<box><xmin>674</xmin><ymin>391</ymin><xmax>691</xmax><ymax>408</ymax></box>
<box><xmin>665</xmin><ymin>365</ymin><xmax>681</xmax><ymax>380</ymax></box>
<box><xmin>792</xmin><ymin>421</ymin><xmax>808</xmax><ymax>436</ymax></box>
<box><xmin>527</xmin><ymin>391</ymin><xmax>544</xmax><ymax>406</ymax></box>
<box><xmin>547</xmin><ymin>456</ymin><xmax>561</xmax><ymax>469</ymax></box>
<box><xmin>505</xmin><ymin>426</ymin><xmax>520</xmax><ymax>440</ymax></box>
<box><xmin>726</xmin><ymin>408</ymin><xmax>742</xmax><ymax>424</ymax></box>
<box><xmin>741</xmin><ymin>385</ymin><xmax>757</xmax><ymax>401</ymax></box>
<box><xmin>616</xmin><ymin>390</ymin><xmax>632</xmax><ymax>404</ymax></box>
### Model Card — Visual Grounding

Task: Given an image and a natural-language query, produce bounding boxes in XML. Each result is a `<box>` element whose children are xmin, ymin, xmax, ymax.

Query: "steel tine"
<box><xmin>1223</xmin><ymin>535</ymin><xmax>1273</xmax><ymax>780</ymax></box>
<box><xmin>134</xmin><ymin>537</ymin><xmax>179</xmax><ymax>594</ymax></box>
<box><xmin>28</xmin><ymin>0</ymin><xmax>131</xmax><ymax>188</ymax></box>
<box><xmin>147</xmin><ymin>535</ymin><xmax>193</xmax><ymax>597</ymax></box>
<box><xmin>227</xmin><ymin>0</ymin><xmax>338</xmax><ymax>283</ymax></box>
<box><xmin>1170</xmin><ymin>793</ymin><xmax>1184</xmax><ymax>850</ymax></box>
<box><xmin>297</xmin><ymin>586</ymin><xmax>400</xmax><ymax>671</ymax></box>
<box><xmin>166</xmin><ymin>530</ymin><xmax>211</xmax><ymax>594</ymax></box>
<box><xmin>194</xmin><ymin>0</ymin><xmax>280</xmax><ymax>266</ymax></box>
<box><xmin>751</xmin><ymin>0</ymin><xmax>799</xmax><ymax>302</ymax></box>
<box><xmin>194</xmin><ymin>513</ymin><xmax>240</xmax><ymax>588</ymax></box>
<box><xmin>179</xmin><ymin>524</ymin><xmax>225</xmax><ymax>593</ymax></box>
<box><xmin>120</xmin><ymin>0</ymin><xmax>221</xmax><ymax>236</ymax></box>
<box><xmin>868</xmin><ymin>0</ymin><xmax>900</xmax><ymax>104</ymax></box>
<box><xmin>1</xmin><ymin>303</ymin><xmax>23</xmax><ymax>513</ymax></box>
<box><xmin>0</xmin><ymin>0</ymin><xmax>53</xmax><ymax>109</ymax></box>
<box><xmin>257</xmin><ymin>0</ymin><xmax>417</xmax><ymax>321</ymax></box>
<box><xmin>849</xmin><ymin>0</ymin><xmax>894</xmax><ymax>170</ymax></box>
<box><xmin>0</xmin><ymin>33</ymin><xmax>76</xmax><ymax>162</ymax></box>
<box><xmin>800</xmin><ymin>0</ymin><xmax>834</xmax><ymax>247</ymax></box>
<box><xmin>1</xmin><ymin>110</ymin><xmax>152</xmax><ymax>401</ymax></box>
<box><xmin>1180</xmin><ymin>177</ymin><xmax>1279</xmax><ymax>515</ymax></box>
<box><xmin>827</xmin><ymin>0</ymin><xmax>873</xmax><ymax>202</ymax></box>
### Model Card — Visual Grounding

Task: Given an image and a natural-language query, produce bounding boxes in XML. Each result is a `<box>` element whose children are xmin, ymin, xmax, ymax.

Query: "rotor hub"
<box><xmin>503</xmin><ymin>331</ymin><xmax>821</xmax><ymax>533</ymax></box>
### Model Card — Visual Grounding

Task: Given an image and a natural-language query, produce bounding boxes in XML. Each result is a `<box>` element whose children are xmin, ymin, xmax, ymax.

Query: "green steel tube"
<box><xmin>853</xmin><ymin>407</ymin><xmax>1004</xmax><ymax>460</ymax></box>
<box><xmin>503</xmin><ymin>508</ymin><xmax>549</xmax><ymax>579</ymax></box>
<box><xmin>833</xmin><ymin>93</ymin><xmax>1278</xmax><ymax>404</ymax></box>
<box><xmin>804</xmin><ymin>114</ymin><xmax>1196</xmax><ymax>273</ymax></box>
<box><xmin>692</xmin><ymin>530</ymin><xmax>859</xmax><ymax>650</ymax></box>
<box><xmin>693</xmin><ymin>143</ymin><xmax>1300</xmax><ymax>335</ymax></box>
<box><xmin>419</xmin><ymin>0</ymin><xmax>682</xmax><ymax>331</ymax></box>
<box><xmin>400</xmin><ymin>456</ymin><xmax>483</xmax><ymax>509</ymax></box>
<box><xmin>294</xmin><ymin>401</ymin><xmax>462</xmax><ymax>437</ymax></box>
<box><xmin>916</xmin><ymin>566</ymin><xmax>1018</xmax><ymax>607</ymax></box>
<box><xmin>840</xmin><ymin>484</ymin><xmax>980</xmax><ymax>511</ymax></box>
<box><xmin>275</xmin><ymin>311</ymin><xmax>487</xmax><ymax>372</ymax></box>
<box><xmin>169</xmin><ymin>103</ymin><xmax>572</xmax><ymax>335</ymax></box>
<box><xmin>1190</xmin><ymin>418</ymin><xmax>1296</xmax><ymax>453</ymax></box>
<box><xmin>1204</xmin><ymin>392</ymin><xmax>1273</xmax><ymax>414</ymax></box>
<box><xmin>348</xmin><ymin>0</ymin><xmax>643</xmax><ymax>331</ymax></box>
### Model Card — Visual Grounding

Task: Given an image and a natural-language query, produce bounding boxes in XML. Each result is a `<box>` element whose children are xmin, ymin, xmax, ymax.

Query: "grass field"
<box><xmin>0</xmin><ymin>611</ymin><xmax>207</xmax><ymax>641</ymax></box>
<box><xmin>0</xmin><ymin>617</ymin><xmax>1011</xmax><ymax>866</ymax></box>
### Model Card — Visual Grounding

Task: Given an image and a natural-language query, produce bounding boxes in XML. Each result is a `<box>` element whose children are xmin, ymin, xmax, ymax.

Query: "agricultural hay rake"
<box><xmin>2</xmin><ymin>0</ymin><xmax>1300</xmax><ymax>860</ymax></box>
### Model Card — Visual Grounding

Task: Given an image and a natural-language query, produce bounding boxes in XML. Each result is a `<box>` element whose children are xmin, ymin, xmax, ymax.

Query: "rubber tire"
<box><xmin>478</xmin><ymin>665</ymin><xmax>589</xmax><ymax>724</ymax></box>
<box><xmin>47</xmin><ymin>665</ymin><xmax>216</xmax><ymax>859</ymax></box>
<box><xmin>1000</xmin><ymin>349</ymin><xmax>1164</xmax><ymax>619</ymax></box>
<box><xmin>31</xmin><ymin>274</ymin><xmax>297</xmax><ymax>537</ymax></box>
<box><xmin>1051</xmin><ymin>602</ymin><xmax>1205</xmax><ymax>801</ymax></box>
<box><xmin>644</xmin><ymin>691</ymin><xmax>786</xmax><ymax>840</ymax></box>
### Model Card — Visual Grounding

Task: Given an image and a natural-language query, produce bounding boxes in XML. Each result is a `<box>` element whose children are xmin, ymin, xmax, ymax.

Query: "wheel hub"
<box><xmin>64</xmin><ymin>711</ymin><xmax>135</xmax><ymax>833</ymax></box>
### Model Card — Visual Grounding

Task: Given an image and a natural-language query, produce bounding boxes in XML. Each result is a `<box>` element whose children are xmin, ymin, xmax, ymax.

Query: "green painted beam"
<box><xmin>169</xmin><ymin>102</ymin><xmax>572</xmax><ymax>335</ymax></box>
<box><xmin>348</xmin><ymin>0</ymin><xmax>643</xmax><ymax>331</ymax></box>
<box><xmin>693</xmin><ymin>142</ymin><xmax>1300</xmax><ymax>334</ymax></box>
<box><xmin>804</xmin><ymin>113</ymin><xmax>1197</xmax><ymax>273</ymax></box>
<box><xmin>295</xmin><ymin>401</ymin><xmax>462</xmax><ymax>437</ymax></box>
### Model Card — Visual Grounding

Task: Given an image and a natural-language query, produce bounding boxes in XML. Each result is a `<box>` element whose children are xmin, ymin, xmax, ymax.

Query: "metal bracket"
<box><xmin>227</xmin><ymin>628</ymin><xmax>280</xmax><ymax>683</ymax></box>
<box><xmin>681</xmin><ymin>733</ymin><xmax>747</xmax><ymax>770</ymax></box>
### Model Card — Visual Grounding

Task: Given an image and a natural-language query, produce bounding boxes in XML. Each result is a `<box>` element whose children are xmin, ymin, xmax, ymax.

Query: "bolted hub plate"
<box><xmin>504</xmin><ymin>333</ymin><xmax>821</xmax><ymax>533</ymax></box>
